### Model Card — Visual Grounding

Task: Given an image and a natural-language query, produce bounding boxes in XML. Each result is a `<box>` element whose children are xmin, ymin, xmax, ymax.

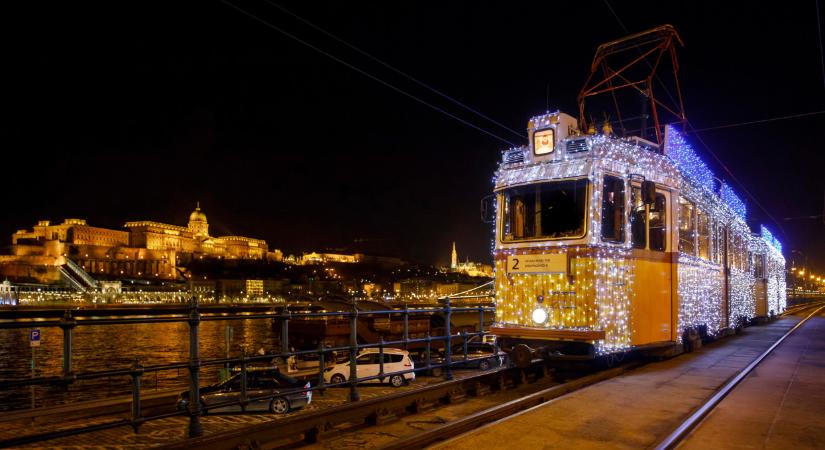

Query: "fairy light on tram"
<box><xmin>489</xmin><ymin>111</ymin><xmax>786</xmax><ymax>366</ymax></box>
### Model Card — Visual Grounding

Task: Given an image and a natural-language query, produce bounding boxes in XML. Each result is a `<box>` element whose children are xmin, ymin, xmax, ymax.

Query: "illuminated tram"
<box><xmin>490</xmin><ymin>111</ymin><xmax>787</xmax><ymax>366</ymax></box>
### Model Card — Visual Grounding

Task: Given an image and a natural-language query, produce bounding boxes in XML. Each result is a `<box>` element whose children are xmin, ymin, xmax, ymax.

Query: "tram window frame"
<box><xmin>500</xmin><ymin>178</ymin><xmax>589</xmax><ymax>242</ymax></box>
<box><xmin>753</xmin><ymin>253</ymin><xmax>766</xmax><ymax>279</ymax></box>
<box><xmin>629</xmin><ymin>185</ymin><xmax>667</xmax><ymax>252</ymax></box>
<box><xmin>709</xmin><ymin>220</ymin><xmax>718</xmax><ymax>263</ymax></box>
<box><xmin>697</xmin><ymin>209</ymin><xmax>710</xmax><ymax>260</ymax></box>
<box><xmin>678</xmin><ymin>197</ymin><xmax>696</xmax><ymax>256</ymax></box>
<box><xmin>601</xmin><ymin>175</ymin><xmax>626</xmax><ymax>243</ymax></box>
<box><xmin>630</xmin><ymin>186</ymin><xmax>645</xmax><ymax>249</ymax></box>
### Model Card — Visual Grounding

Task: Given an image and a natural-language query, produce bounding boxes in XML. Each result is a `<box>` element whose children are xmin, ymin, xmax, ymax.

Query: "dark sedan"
<box><xmin>177</xmin><ymin>368</ymin><xmax>311</xmax><ymax>414</ymax></box>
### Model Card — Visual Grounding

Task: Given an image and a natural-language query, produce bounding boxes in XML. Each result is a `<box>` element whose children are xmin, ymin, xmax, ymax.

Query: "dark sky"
<box><xmin>2</xmin><ymin>1</ymin><xmax>824</xmax><ymax>270</ymax></box>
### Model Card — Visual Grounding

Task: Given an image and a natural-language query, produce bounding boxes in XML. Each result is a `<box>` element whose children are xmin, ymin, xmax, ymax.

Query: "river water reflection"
<box><xmin>0</xmin><ymin>317</ymin><xmax>282</xmax><ymax>411</ymax></box>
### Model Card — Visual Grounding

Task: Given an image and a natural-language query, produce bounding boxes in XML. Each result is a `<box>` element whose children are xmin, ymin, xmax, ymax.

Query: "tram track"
<box><xmin>653</xmin><ymin>303</ymin><xmax>825</xmax><ymax>450</ymax></box>
<box><xmin>157</xmin><ymin>360</ymin><xmax>640</xmax><ymax>450</ymax></box>
<box><xmin>373</xmin><ymin>363</ymin><xmax>638</xmax><ymax>450</ymax></box>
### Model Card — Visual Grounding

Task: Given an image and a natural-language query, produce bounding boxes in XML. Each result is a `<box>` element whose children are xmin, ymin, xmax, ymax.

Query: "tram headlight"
<box><xmin>531</xmin><ymin>307</ymin><xmax>547</xmax><ymax>324</ymax></box>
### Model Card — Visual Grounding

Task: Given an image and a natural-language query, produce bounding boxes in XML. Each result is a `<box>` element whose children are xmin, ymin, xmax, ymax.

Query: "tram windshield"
<box><xmin>502</xmin><ymin>179</ymin><xmax>588</xmax><ymax>241</ymax></box>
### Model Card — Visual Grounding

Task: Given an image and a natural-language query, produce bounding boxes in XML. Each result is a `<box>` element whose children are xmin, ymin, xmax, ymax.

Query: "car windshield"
<box><xmin>502</xmin><ymin>179</ymin><xmax>588</xmax><ymax>241</ymax></box>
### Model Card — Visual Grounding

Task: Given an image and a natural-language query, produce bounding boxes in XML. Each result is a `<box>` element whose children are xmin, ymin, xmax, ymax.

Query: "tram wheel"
<box><xmin>510</xmin><ymin>344</ymin><xmax>533</xmax><ymax>368</ymax></box>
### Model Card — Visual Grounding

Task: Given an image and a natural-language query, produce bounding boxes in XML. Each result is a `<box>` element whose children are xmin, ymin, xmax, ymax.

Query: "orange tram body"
<box><xmin>490</xmin><ymin>112</ymin><xmax>786</xmax><ymax>365</ymax></box>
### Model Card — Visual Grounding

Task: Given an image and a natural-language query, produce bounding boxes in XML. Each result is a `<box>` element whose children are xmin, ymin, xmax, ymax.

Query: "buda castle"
<box><xmin>4</xmin><ymin>204</ymin><xmax>281</xmax><ymax>284</ymax></box>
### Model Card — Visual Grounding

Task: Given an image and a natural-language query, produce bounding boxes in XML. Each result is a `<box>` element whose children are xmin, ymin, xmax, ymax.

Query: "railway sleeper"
<box><xmin>366</xmin><ymin>407</ymin><xmax>398</xmax><ymax>426</ymax></box>
<box><xmin>445</xmin><ymin>386</ymin><xmax>466</xmax><ymax>404</ymax></box>
<box><xmin>471</xmin><ymin>380</ymin><xmax>492</xmax><ymax>397</ymax></box>
<box><xmin>410</xmin><ymin>397</ymin><xmax>436</xmax><ymax>413</ymax></box>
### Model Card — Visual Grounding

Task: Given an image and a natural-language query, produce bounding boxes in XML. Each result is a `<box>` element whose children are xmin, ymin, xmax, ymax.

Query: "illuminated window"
<box><xmin>601</xmin><ymin>176</ymin><xmax>625</xmax><ymax>242</ymax></box>
<box><xmin>631</xmin><ymin>186</ymin><xmax>645</xmax><ymax>249</ymax></box>
<box><xmin>678</xmin><ymin>197</ymin><xmax>696</xmax><ymax>255</ymax></box>
<box><xmin>630</xmin><ymin>187</ymin><xmax>666</xmax><ymax>251</ymax></box>
<box><xmin>649</xmin><ymin>193</ymin><xmax>667</xmax><ymax>252</ymax></box>
<box><xmin>697</xmin><ymin>209</ymin><xmax>710</xmax><ymax>260</ymax></box>
<box><xmin>533</xmin><ymin>128</ymin><xmax>555</xmax><ymax>155</ymax></box>
<box><xmin>503</xmin><ymin>179</ymin><xmax>588</xmax><ymax>241</ymax></box>
<box><xmin>753</xmin><ymin>253</ymin><xmax>765</xmax><ymax>278</ymax></box>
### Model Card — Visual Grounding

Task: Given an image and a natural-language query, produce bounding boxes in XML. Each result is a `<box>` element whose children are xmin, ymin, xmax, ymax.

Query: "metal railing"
<box><xmin>0</xmin><ymin>296</ymin><xmax>495</xmax><ymax>446</ymax></box>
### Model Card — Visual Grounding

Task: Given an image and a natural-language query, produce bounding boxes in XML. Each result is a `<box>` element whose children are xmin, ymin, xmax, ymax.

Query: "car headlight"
<box><xmin>532</xmin><ymin>307</ymin><xmax>547</xmax><ymax>324</ymax></box>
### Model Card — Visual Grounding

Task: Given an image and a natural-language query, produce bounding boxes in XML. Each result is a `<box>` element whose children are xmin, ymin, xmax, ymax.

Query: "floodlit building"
<box><xmin>4</xmin><ymin>204</ymin><xmax>281</xmax><ymax>284</ymax></box>
<box><xmin>448</xmin><ymin>243</ymin><xmax>493</xmax><ymax>277</ymax></box>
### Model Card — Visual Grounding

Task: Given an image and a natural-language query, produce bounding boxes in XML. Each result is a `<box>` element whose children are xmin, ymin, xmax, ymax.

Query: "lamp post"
<box><xmin>791</xmin><ymin>250</ymin><xmax>808</xmax><ymax>297</ymax></box>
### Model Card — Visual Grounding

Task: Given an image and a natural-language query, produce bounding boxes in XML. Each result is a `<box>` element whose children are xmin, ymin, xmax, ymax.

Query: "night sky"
<box><xmin>2</xmin><ymin>1</ymin><xmax>824</xmax><ymax>270</ymax></box>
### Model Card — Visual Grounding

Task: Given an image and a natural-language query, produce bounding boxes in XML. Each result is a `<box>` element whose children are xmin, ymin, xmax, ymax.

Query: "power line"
<box><xmin>603</xmin><ymin>2</ymin><xmax>788</xmax><ymax>238</ymax></box>
<box><xmin>687</xmin><ymin>127</ymin><xmax>787</xmax><ymax>237</ymax></box>
<box><xmin>688</xmin><ymin>110</ymin><xmax>825</xmax><ymax>133</ymax></box>
<box><xmin>816</xmin><ymin>0</ymin><xmax>825</xmax><ymax>94</ymax></box>
<box><xmin>263</xmin><ymin>1</ymin><xmax>526</xmax><ymax>140</ymax></box>
<box><xmin>219</xmin><ymin>0</ymin><xmax>518</xmax><ymax>147</ymax></box>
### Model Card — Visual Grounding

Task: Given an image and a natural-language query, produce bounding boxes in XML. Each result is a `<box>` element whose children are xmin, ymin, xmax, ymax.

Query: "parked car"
<box><xmin>323</xmin><ymin>348</ymin><xmax>415</xmax><ymax>387</ymax></box>
<box><xmin>177</xmin><ymin>367</ymin><xmax>311</xmax><ymax>414</ymax></box>
<box><xmin>411</xmin><ymin>342</ymin><xmax>505</xmax><ymax>375</ymax></box>
<box><xmin>451</xmin><ymin>336</ymin><xmax>506</xmax><ymax>370</ymax></box>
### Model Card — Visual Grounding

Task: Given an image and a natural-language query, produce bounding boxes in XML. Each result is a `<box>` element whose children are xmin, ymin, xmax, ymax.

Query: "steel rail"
<box><xmin>653</xmin><ymin>305</ymin><xmax>825</xmax><ymax>450</ymax></box>
<box><xmin>158</xmin><ymin>366</ymin><xmax>521</xmax><ymax>450</ymax></box>
<box><xmin>379</xmin><ymin>363</ymin><xmax>637</xmax><ymax>450</ymax></box>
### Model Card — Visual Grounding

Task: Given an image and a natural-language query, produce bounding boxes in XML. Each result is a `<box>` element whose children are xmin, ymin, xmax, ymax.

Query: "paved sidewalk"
<box><xmin>436</xmin><ymin>317</ymin><xmax>801</xmax><ymax>450</ymax></box>
<box><xmin>680</xmin><ymin>313</ymin><xmax>825</xmax><ymax>449</ymax></box>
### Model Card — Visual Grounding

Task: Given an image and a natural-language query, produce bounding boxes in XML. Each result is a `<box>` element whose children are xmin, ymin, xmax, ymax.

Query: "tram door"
<box><xmin>629</xmin><ymin>184</ymin><xmax>673</xmax><ymax>345</ymax></box>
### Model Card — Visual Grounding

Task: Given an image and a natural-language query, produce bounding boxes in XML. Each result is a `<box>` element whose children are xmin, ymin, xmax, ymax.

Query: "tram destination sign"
<box><xmin>506</xmin><ymin>254</ymin><xmax>567</xmax><ymax>274</ymax></box>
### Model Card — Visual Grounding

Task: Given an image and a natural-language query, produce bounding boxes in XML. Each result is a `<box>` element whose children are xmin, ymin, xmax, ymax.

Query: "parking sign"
<box><xmin>29</xmin><ymin>329</ymin><xmax>41</xmax><ymax>347</ymax></box>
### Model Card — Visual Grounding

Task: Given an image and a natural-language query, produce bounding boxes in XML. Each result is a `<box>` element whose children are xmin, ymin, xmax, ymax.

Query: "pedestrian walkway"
<box><xmin>436</xmin><ymin>316</ymin><xmax>802</xmax><ymax>450</ymax></box>
<box><xmin>680</xmin><ymin>312</ymin><xmax>825</xmax><ymax>449</ymax></box>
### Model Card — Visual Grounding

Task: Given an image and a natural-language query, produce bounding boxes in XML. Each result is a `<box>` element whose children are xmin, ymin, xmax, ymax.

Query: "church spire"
<box><xmin>451</xmin><ymin>241</ymin><xmax>457</xmax><ymax>270</ymax></box>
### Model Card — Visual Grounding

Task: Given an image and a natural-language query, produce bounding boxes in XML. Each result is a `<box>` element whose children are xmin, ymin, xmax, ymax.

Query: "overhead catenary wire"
<box><xmin>219</xmin><ymin>0</ymin><xmax>518</xmax><ymax>147</ymax></box>
<box><xmin>603</xmin><ymin>1</ymin><xmax>789</xmax><ymax>238</ymax></box>
<box><xmin>687</xmin><ymin>129</ymin><xmax>786</xmax><ymax>236</ymax></box>
<box><xmin>263</xmin><ymin>0</ymin><xmax>527</xmax><ymax>141</ymax></box>
<box><xmin>687</xmin><ymin>110</ymin><xmax>825</xmax><ymax>133</ymax></box>
<box><xmin>816</xmin><ymin>0</ymin><xmax>825</xmax><ymax>94</ymax></box>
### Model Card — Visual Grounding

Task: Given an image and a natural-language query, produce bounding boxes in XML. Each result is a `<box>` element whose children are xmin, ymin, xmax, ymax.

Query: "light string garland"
<box><xmin>491</xmin><ymin>115</ymin><xmax>785</xmax><ymax>353</ymax></box>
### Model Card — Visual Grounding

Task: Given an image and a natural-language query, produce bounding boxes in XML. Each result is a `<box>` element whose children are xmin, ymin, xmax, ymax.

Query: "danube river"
<box><xmin>0</xmin><ymin>317</ymin><xmax>281</xmax><ymax>411</ymax></box>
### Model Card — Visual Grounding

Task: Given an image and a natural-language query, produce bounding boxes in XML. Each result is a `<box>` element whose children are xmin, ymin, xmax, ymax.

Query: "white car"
<box><xmin>323</xmin><ymin>348</ymin><xmax>415</xmax><ymax>387</ymax></box>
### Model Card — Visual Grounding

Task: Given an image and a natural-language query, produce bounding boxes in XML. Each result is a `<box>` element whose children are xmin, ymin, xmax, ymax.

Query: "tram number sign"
<box><xmin>29</xmin><ymin>329</ymin><xmax>41</xmax><ymax>347</ymax></box>
<box><xmin>507</xmin><ymin>254</ymin><xmax>567</xmax><ymax>274</ymax></box>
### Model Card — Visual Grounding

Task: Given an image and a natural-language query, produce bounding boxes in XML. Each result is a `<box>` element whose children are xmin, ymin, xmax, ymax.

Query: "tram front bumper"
<box><xmin>490</xmin><ymin>325</ymin><xmax>606</xmax><ymax>342</ymax></box>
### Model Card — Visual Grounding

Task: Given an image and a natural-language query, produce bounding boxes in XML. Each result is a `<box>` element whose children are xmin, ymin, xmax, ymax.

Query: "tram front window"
<box><xmin>503</xmin><ymin>179</ymin><xmax>588</xmax><ymax>241</ymax></box>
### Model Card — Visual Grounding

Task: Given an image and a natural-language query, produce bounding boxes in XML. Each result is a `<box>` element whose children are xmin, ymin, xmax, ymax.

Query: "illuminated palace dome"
<box><xmin>188</xmin><ymin>202</ymin><xmax>209</xmax><ymax>237</ymax></box>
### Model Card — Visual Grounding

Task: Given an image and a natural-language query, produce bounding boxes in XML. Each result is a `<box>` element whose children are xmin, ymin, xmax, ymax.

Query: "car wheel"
<box><xmin>479</xmin><ymin>359</ymin><xmax>491</xmax><ymax>371</ymax></box>
<box><xmin>330</xmin><ymin>374</ymin><xmax>346</xmax><ymax>384</ymax></box>
<box><xmin>269</xmin><ymin>397</ymin><xmax>290</xmax><ymax>414</ymax></box>
<box><xmin>389</xmin><ymin>375</ymin><xmax>404</xmax><ymax>387</ymax></box>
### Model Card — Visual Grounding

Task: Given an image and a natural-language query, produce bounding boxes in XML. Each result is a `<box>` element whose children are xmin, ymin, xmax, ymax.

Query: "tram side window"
<box><xmin>630</xmin><ymin>187</ymin><xmax>645</xmax><ymax>249</ymax></box>
<box><xmin>601</xmin><ymin>176</ymin><xmax>625</xmax><ymax>242</ymax></box>
<box><xmin>678</xmin><ymin>197</ymin><xmax>696</xmax><ymax>255</ymax></box>
<box><xmin>649</xmin><ymin>193</ymin><xmax>667</xmax><ymax>251</ymax></box>
<box><xmin>697</xmin><ymin>210</ymin><xmax>710</xmax><ymax>260</ymax></box>
<box><xmin>629</xmin><ymin>187</ymin><xmax>666</xmax><ymax>251</ymax></box>
<box><xmin>710</xmin><ymin>221</ymin><xmax>719</xmax><ymax>263</ymax></box>
<box><xmin>754</xmin><ymin>253</ymin><xmax>765</xmax><ymax>278</ymax></box>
